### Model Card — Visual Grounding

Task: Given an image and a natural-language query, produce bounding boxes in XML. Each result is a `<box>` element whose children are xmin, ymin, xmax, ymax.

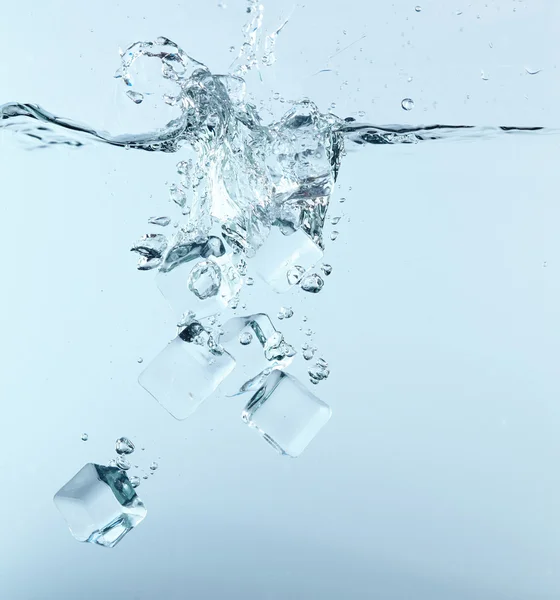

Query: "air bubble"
<box><xmin>401</xmin><ymin>98</ymin><xmax>414</xmax><ymax>111</ymax></box>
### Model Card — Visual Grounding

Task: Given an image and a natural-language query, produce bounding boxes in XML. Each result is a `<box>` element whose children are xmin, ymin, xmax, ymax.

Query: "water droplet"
<box><xmin>525</xmin><ymin>67</ymin><xmax>543</xmax><ymax>75</ymax></box>
<box><xmin>169</xmin><ymin>183</ymin><xmax>187</xmax><ymax>208</ymax></box>
<box><xmin>188</xmin><ymin>260</ymin><xmax>222</xmax><ymax>300</ymax></box>
<box><xmin>229</xmin><ymin>45</ymin><xmax>235</xmax><ymax>53</ymax></box>
<box><xmin>331</xmin><ymin>216</ymin><xmax>341</xmax><ymax>225</ymax></box>
<box><xmin>150</xmin><ymin>461</ymin><xmax>159</xmax><ymax>471</ymax></box>
<box><xmin>81</xmin><ymin>433</ymin><xmax>89</xmax><ymax>442</ymax></box>
<box><xmin>407</xmin><ymin>76</ymin><xmax>413</xmax><ymax>82</ymax></box>
<box><xmin>126</xmin><ymin>90</ymin><xmax>144</xmax><ymax>104</ymax></box>
<box><xmin>129</xmin><ymin>475</ymin><xmax>141</xmax><ymax>488</ymax></box>
<box><xmin>287</xmin><ymin>265</ymin><xmax>305</xmax><ymax>285</ymax></box>
<box><xmin>357</xmin><ymin>110</ymin><xmax>366</xmax><ymax>118</ymax></box>
<box><xmin>481</xmin><ymin>70</ymin><xmax>489</xmax><ymax>81</ymax></box>
<box><xmin>142</xmin><ymin>474</ymin><xmax>149</xmax><ymax>480</ymax></box>
<box><xmin>239</xmin><ymin>331</ymin><xmax>253</xmax><ymax>345</ymax></box>
<box><xmin>305</xmin><ymin>328</ymin><xmax>313</xmax><ymax>336</ymax></box>
<box><xmin>321</xmin><ymin>263</ymin><xmax>333</xmax><ymax>276</ymax></box>
<box><xmin>116</xmin><ymin>455</ymin><xmax>131</xmax><ymax>470</ymax></box>
<box><xmin>339</xmin><ymin>197</ymin><xmax>346</xmax><ymax>203</ymax></box>
<box><xmin>301</xmin><ymin>273</ymin><xmax>324</xmax><ymax>294</ymax></box>
<box><xmin>415</xmin><ymin>5</ymin><xmax>422</xmax><ymax>12</ymax></box>
<box><xmin>246</xmin><ymin>276</ymin><xmax>254</xmax><ymax>286</ymax></box>
<box><xmin>116</xmin><ymin>437</ymin><xmax>135</xmax><ymax>455</ymax></box>
<box><xmin>330</xmin><ymin>230</ymin><xmax>340</xmax><ymax>241</ymax></box>
<box><xmin>148</xmin><ymin>216</ymin><xmax>171</xmax><ymax>227</ymax></box>
<box><xmin>137</xmin><ymin>357</ymin><xmax>143</xmax><ymax>364</ymax></box>
<box><xmin>401</xmin><ymin>97</ymin><xmax>414</xmax><ymax>111</ymax></box>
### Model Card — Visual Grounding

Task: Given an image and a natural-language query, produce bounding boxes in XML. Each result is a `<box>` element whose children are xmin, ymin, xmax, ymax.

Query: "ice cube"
<box><xmin>241</xmin><ymin>370</ymin><xmax>331</xmax><ymax>457</ymax></box>
<box><xmin>251</xmin><ymin>229</ymin><xmax>323</xmax><ymax>293</ymax></box>
<box><xmin>53</xmin><ymin>463</ymin><xmax>146</xmax><ymax>548</ymax></box>
<box><xmin>138</xmin><ymin>327</ymin><xmax>236</xmax><ymax>419</ymax></box>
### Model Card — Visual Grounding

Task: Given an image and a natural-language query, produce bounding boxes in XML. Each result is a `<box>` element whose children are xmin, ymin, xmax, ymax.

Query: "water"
<box><xmin>53</xmin><ymin>463</ymin><xmax>146</xmax><ymax>548</ymax></box>
<box><xmin>0</xmin><ymin>15</ymin><xmax>553</xmax><ymax>454</ymax></box>
<box><xmin>241</xmin><ymin>370</ymin><xmax>332</xmax><ymax>457</ymax></box>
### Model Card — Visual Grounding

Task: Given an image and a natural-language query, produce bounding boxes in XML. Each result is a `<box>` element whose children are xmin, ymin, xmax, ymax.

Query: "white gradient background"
<box><xmin>1</xmin><ymin>1</ymin><xmax>559</xmax><ymax>598</ymax></box>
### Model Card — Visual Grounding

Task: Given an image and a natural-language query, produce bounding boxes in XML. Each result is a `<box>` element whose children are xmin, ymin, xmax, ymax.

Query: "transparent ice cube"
<box><xmin>157</xmin><ymin>253</ymin><xmax>242</xmax><ymax>319</ymax></box>
<box><xmin>251</xmin><ymin>229</ymin><xmax>323</xmax><ymax>293</ymax></box>
<box><xmin>53</xmin><ymin>463</ymin><xmax>146</xmax><ymax>548</ymax></box>
<box><xmin>241</xmin><ymin>370</ymin><xmax>331</xmax><ymax>457</ymax></box>
<box><xmin>138</xmin><ymin>329</ymin><xmax>236</xmax><ymax>419</ymax></box>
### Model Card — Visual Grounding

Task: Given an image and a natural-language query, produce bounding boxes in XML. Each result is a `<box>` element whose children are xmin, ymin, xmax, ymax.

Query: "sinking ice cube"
<box><xmin>157</xmin><ymin>253</ymin><xmax>242</xmax><ymax>320</ymax></box>
<box><xmin>251</xmin><ymin>229</ymin><xmax>323</xmax><ymax>293</ymax></box>
<box><xmin>53</xmin><ymin>463</ymin><xmax>146</xmax><ymax>548</ymax></box>
<box><xmin>138</xmin><ymin>327</ymin><xmax>236</xmax><ymax>419</ymax></box>
<box><xmin>241</xmin><ymin>370</ymin><xmax>331</xmax><ymax>457</ymax></box>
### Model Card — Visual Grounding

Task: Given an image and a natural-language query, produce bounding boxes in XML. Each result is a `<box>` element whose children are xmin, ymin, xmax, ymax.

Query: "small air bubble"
<box><xmin>239</xmin><ymin>332</ymin><xmax>253</xmax><ymax>345</ymax></box>
<box><xmin>401</xmin><ymin>97</ymin><xmax>414</xmax><ymax>110</ymax></box>
<box><xmin>81</xmin><ymin>433</ymin><xmax>89</xmax><ymax>442</ymax></box>
<box><xmin>415</xmin><ymin>6</ymin><xmax>422</xmax><ymax>12</ymax></box>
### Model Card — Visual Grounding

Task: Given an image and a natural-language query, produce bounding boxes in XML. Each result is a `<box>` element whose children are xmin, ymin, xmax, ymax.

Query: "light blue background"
<box><xmin>1</xmin><ymin>1</ymin><xmax>559</xmax><ymax>598</ymax></box>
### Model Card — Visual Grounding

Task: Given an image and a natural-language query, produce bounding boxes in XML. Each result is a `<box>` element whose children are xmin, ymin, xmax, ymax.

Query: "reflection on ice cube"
<box><xmin>241</xmin><ymin>370</ymin><xmax>331</xmax><ymax>457</ymax></box>
<box><xmin>138</xmin><ymin>327</ymin><xmax>236</xmax><ymax>420</ymax></box>
<box><xmin>53</xmin><ymin>463</ymin><xmax>146</xmax><ymax>548</ymax></box>
<box><xmin>157</xmin><ymin>253</ymin><xmax>242</xmax><ymax>319</ymax></box>
<box><xmin>251</xmin><ymin>229</ymin><xmax>323</xmax><ymax>293</ymax></box>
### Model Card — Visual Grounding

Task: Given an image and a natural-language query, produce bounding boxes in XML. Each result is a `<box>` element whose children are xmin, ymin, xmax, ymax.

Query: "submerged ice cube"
<box><xmin>138</xmin><ymin>325</ymin><xmax>236</xmax><ymax>419</ymax></box>
<box><xmin>251</xmin><ymin>229</ymin><xmax>323</xmax><ymax>293</ymax></box>
<box><xmin>241</xmin><ymin>370</ymin><xmax>331</xmax><ymax>457</ymax></box>
<box><xmin>53</xmin><ymin>463</ymin><xmax>146</xmax><ymax>548</ymax></box>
